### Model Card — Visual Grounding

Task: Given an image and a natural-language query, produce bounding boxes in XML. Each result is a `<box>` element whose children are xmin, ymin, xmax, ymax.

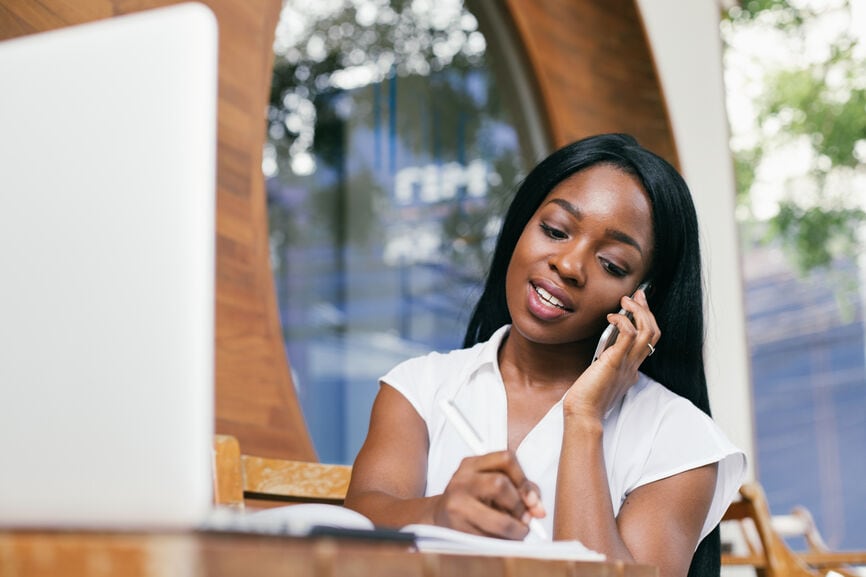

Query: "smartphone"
<box><xmin>591</xmin><ymin>281</ymin><xmax>652</xmax><ymax>362</ymax></box>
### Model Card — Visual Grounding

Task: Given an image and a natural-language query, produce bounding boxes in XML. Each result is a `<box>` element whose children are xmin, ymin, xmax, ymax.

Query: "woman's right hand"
<box><xmin>345</xmin><ymin>385</ymin><xmax>544</xmax><ymax>538</ymax></box>
<box><xmin>433</xmin><ymin>450</ymin><xmax>545</xmax><ymax>540</ymax></box>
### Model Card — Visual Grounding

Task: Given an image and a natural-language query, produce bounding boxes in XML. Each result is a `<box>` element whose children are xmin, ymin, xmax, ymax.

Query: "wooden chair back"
<box><xmin>213</xmin><ymin>435</ymin><xmax>352</xmax><ymax>510</ymax></box>
<box><xmin>772</xmin><ymin>507</ymin><xmax>829</xmax><ymax>551</ymax></box>
<box><xmin>722</xmin><ymin>483</ymin><xmax>820</xmax><ymax>577</ymax></box>
<box><xmin>773</xmin><ymin>506</ymin><xmax>866</xmax><ymax>577</ymax></box>
<box><xmin>722</xmin><ymin>483</ymin><xmax>866</xmax><ymax>577</ymax></box>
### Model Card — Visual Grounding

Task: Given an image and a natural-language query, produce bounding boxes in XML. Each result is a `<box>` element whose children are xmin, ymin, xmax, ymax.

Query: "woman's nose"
<box><xmin>549</xmin><ymin>243</ymin><xmax>587</xmax><ymax>286</ymax></box>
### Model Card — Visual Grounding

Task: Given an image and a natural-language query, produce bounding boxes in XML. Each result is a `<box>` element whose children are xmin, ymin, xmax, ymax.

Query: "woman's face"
<box><xmin>505</xmin><ymin>163</ymin><xmax>655</xmax><ymax>347</ymax></box>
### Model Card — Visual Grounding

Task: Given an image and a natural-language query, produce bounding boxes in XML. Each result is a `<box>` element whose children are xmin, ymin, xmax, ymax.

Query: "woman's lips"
<box><xmin>527</xmin><ymin>281</ymin><xmax>573</xmax><ymax>320</ymax></box>
<box><xmin>531</xmin><ymin>280</ymin><xmax>574</xmax><ymax>310</ymax></box>
<box><xmin>534</xmin><ymin>284</ymin><xmax>567</xmax><ymax>309</ymax></box>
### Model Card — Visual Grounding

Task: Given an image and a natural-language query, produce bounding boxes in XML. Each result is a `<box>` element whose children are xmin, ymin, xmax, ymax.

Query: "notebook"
<box><xmin>0</xmin><ymin>3</ymin><xmax>218</xmax><ymax>529</ymax></box>
<box><xmin>212</xmin><ymin>504</ymin><xmax>604</xmax><ymax>560</ymax></box>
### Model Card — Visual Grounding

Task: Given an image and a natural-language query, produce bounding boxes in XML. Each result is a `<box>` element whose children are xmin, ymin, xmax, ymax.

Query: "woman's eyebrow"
<box><xmin>546</xmin><ymin>198</ymin><xmax>644</xmax><ymax>256</ymax></box>
<box><xmin>548</xmin><ymin>198</ymin><xmax>581</xmax><ymax>220</ymax></box>
<box><xmin>606</xmin><ymin>228</ymin><xmax>644</xmax><ymax>256</ymax></box>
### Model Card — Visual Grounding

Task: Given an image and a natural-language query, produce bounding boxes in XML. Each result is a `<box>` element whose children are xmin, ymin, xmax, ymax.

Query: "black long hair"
<box><xmin>462</xmin><ymin>133</ymin><xmax>719</xmax><ymax>577</ymax></box>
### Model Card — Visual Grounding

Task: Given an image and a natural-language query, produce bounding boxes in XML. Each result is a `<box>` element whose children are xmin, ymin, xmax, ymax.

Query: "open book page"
<box><xmin>402</xmin><ymin>524</ymin><xmax>604</xmax><ymax>561</ymax></box>
<box><xmin>205</xmin><ymin>503</ymin><xmax>374</xmax><ymax>536</ymax></box>
<box><xmin>208</xmin><ymin>504</ymin><xmax>604</xmax><ymax>561</ymax></box>
<box><xmin>250</xmin><ymin>503</ymin><xmax>375</xmax><ymax>532</ymax></box>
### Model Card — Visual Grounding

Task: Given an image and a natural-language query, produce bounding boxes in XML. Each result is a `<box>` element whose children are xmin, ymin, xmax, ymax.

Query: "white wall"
<box><xmin>635</xmin><ymin>0</ymin><xmax>756</xmax><ymax>475</ymax></box>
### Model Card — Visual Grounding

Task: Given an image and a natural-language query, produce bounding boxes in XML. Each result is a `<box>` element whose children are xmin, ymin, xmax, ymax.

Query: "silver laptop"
<box><xmin>0</xmin><ymin>3</ymin><xmax>218</xmax><ymax>529</ymax></box>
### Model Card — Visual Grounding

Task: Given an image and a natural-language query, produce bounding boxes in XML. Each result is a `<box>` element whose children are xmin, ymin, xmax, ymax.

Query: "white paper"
<box><xmin>208</xmin><ymin>504</ymin><xmax>606</xmax><ymax>562</ymax></box>
<box><xmin>402</xmin><ymin>523</ymin><xmax>605</xmax><ymax>561</ymax></box>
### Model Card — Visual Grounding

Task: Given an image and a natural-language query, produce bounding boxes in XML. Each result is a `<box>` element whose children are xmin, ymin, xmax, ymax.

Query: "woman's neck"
<box><xmin>497</xmin><ymin>327</ymin><xmax>593</xmax><ymax>391</ymax></box>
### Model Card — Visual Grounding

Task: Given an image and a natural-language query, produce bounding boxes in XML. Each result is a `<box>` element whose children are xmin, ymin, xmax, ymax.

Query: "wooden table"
<box><xmin>0</xmin><ymin>531</ymin><xmax>658</xmax><ymax>577</ymax></box>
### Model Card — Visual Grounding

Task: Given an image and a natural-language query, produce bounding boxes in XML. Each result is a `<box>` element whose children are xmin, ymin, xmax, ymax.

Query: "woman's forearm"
<box><xmin>345</xmin><ymin>490</ymin><xmax>442</xmax><ymax>529</ymax></box>
<box><xmin>554</xmin><ymin>414</ymin><xmax>634</xmax><ymax>561</ymax></box>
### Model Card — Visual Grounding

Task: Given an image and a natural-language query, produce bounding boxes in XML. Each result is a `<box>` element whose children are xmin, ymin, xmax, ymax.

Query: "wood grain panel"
<box><xmin>0</xmin><ymin>0</ymin><xmax>317</xmax><ymax>461</ymax></box>
<box><xmin>504</xmin><ymin>0</ymin><xmax>678</xmax><ymax>166</ymax></box>
<box><xmin>0</xmin><ymin>1</ymin><xmax>112</xmax><ymax>35</ymax></box>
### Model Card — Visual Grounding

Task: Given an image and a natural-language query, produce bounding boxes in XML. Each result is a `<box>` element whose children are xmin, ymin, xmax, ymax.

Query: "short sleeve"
<box><xmin>379</xmin><ymin>352</ymin><xmax>440</xmax><ymax>424</ymax></box>
<box><xmin>378</xmin><ymin>341</ymin><xmax>490</xmax><ymax>428</ymax></box>
<box><xmin>615</xmin><ymin>383</ymin><xmax>747</xmax><ymax>542</ymax></box>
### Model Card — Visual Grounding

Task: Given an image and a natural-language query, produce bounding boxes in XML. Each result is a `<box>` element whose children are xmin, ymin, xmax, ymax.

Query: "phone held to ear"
<box><xmin>591</xmin><ymin>281</ymin><xmax>652</xmax><ymax>362</ymax></box>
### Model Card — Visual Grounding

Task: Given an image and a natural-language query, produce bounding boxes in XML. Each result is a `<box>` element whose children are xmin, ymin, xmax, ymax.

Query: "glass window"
<box><xmin>266</xmin><ymin>0</ymin><xmax>542</xmax><ymax>464</ymax></box>
<box><xmin>743</xmin><ymin>245</ymin><xmax>866</xmax><ymax>548</ymax></box>
<box><xmin>724</xmin><ymin>2</ymin><xmax>866</xmax><ymax>548</ymax></box>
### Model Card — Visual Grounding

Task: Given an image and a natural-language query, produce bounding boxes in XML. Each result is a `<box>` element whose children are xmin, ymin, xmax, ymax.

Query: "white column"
<box><xmin>635</xmin><ymin>0</ymin><xmax>756</xmax><ymax>475</ymax></box>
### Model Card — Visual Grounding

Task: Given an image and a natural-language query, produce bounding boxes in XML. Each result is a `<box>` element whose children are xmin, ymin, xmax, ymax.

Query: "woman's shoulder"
<box><xmin>628</xmin><ymin>373</ymin><xmax>703</xmax><ymax>413</ymax></box>
<box><xmin>617</xmin><ymin>378</ymin><xmax>747</xmax><ymax>541</ymax></box>
<box><xmin>620</xmin><ymin>374</ymin><xmax>744</xmax><ymax>467</ymax></box>
<box><xmin>619</xmin><ymin>373</ymin><xmax>721</xmax><ymax>437</ymax></box>
<box><xmin>382</xmin><ymin>326</ymin><xmax>506</xmax><ymax>382</ymax></box>
<box><xmin>386</xmin><ymin>340</ymin><xmax>484</xmax><ymax>375</ymax></box>
<box><xmin>380</xmin><ymin>334</ymin><xmax>496</xmax><ymax>394</ymax></box>
<box><xmin>613</xmin><ymin>373</ymin><xmax>747</xmax><ymax>518</ymax></box>
<box><xmin>379</xmin><ymin>333</ymin><xmax>500</xmax><ymax>422</ymax></box>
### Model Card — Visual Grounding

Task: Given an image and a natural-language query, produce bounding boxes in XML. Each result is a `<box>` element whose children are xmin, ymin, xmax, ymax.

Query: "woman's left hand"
<box><xmin>563</xmin><ymin>287</ymin><xmax>660</xmax><ymax>420</ymax></box>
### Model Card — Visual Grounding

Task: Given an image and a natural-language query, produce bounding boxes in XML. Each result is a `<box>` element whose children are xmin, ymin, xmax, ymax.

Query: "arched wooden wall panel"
<box><xmin>0</xmin><ymin>0</ymin><xmax>316</xmax><ymax>461</ymax></box>
<box><xmin>503</xmin><ymin>0</ymin><xmax>679</xmax><ymax>167</ymax></box>
<box><xmin>1</xmin><ymin>0</ymin><xmax>676</xmax><ymax>463</ymax></box>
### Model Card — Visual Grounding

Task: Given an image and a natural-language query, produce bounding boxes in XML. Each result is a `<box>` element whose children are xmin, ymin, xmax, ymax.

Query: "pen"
<box><xmin>439</xmin><ymin>399</ymin><xmax>549</xmax><ymax>541</ymax></box>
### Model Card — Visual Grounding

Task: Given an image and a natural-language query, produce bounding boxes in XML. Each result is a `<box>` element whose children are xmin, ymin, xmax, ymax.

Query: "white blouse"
<box><xmin>381</xmin><ymin>325</ymin><xmax>747</xmax><ymax>541</ymax></box>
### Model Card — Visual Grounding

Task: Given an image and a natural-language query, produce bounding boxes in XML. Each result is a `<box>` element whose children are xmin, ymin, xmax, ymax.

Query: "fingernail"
<box><xmin>525</xmin><ymin>490</ymin><xmax>539</xmax><ymax>507</ymax></box>
<box><xmin>522</xmin><ymin>512</ymin><xmax>531</xmax><ymax>524</ymax></box>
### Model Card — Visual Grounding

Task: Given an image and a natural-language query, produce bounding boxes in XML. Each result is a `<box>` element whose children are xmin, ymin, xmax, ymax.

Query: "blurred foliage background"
<box><xmin>722</xmin><ymin>0</ymin><xmax>866</xmax><ymax>275</ymax></box>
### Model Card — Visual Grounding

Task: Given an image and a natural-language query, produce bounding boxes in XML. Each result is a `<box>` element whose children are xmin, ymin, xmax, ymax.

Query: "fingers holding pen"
<box><xmin>436</xmin><ymin>450</ymin><xmax>546</xmax><ymax>539</ymax></box>
<box><xmin>438</xmin><ymin>489</ymin><xmax>529</xmax><ymax>540</ymax></box>
<box><xmin>520</xmin><ymin>478</ymin><xmax>545</xmax><ymax>521</ymax></box>
<box><xmin>479</xmin><ymin>450</ymin><xmax>546</xmax><ymax>520</ymax></box>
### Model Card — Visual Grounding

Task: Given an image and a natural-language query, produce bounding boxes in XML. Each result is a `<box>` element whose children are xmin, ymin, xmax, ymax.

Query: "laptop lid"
<box><xmin>0</xmin><ymin>3</ymin><xmax>218</xmax><ymax>529</ymax></box>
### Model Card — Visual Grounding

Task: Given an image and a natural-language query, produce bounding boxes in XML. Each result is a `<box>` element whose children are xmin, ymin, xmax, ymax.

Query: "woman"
<box><xmin>344</xmin><ymin>133</ymin><xmax>746</xmax><ymax>577</ymax></box>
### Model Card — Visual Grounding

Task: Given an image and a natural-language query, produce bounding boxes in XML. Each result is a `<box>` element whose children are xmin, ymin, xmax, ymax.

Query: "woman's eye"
<box><xmin>601</xmin><ymin>259</ymin><xmax>627</xmax><ymax>277</ymax></box>
<box><xmin>540</xmin><ymin>222</ymin><xmax>567</xmax><ymax>240</ymax></box>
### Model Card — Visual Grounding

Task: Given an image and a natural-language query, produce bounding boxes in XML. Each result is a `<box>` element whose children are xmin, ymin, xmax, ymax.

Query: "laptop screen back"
<box><xmin>0</xmin><ymin>3</ymin><xmax>218</xmax><ymax>529</ymax></box>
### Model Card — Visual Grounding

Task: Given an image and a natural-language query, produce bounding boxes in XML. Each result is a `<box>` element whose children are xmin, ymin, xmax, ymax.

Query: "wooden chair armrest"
<box><xmin>214</xmin><ymin>434</ymin><xmax>352</xmax><ymax>507</ymax></box>
<box><xmin>241</xmin><ymin>455</ymin><xmax>352</xmax><ymax>504</ymax></box>
<box><xmin>797</xmin><ymin>552</ymin><xmax>866</xmax><ymax>568</ymax></box>
<box><xmin>722</xmin><ymin>554</ymin><xmax>768</xmax><ymax>567</ymax></box>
